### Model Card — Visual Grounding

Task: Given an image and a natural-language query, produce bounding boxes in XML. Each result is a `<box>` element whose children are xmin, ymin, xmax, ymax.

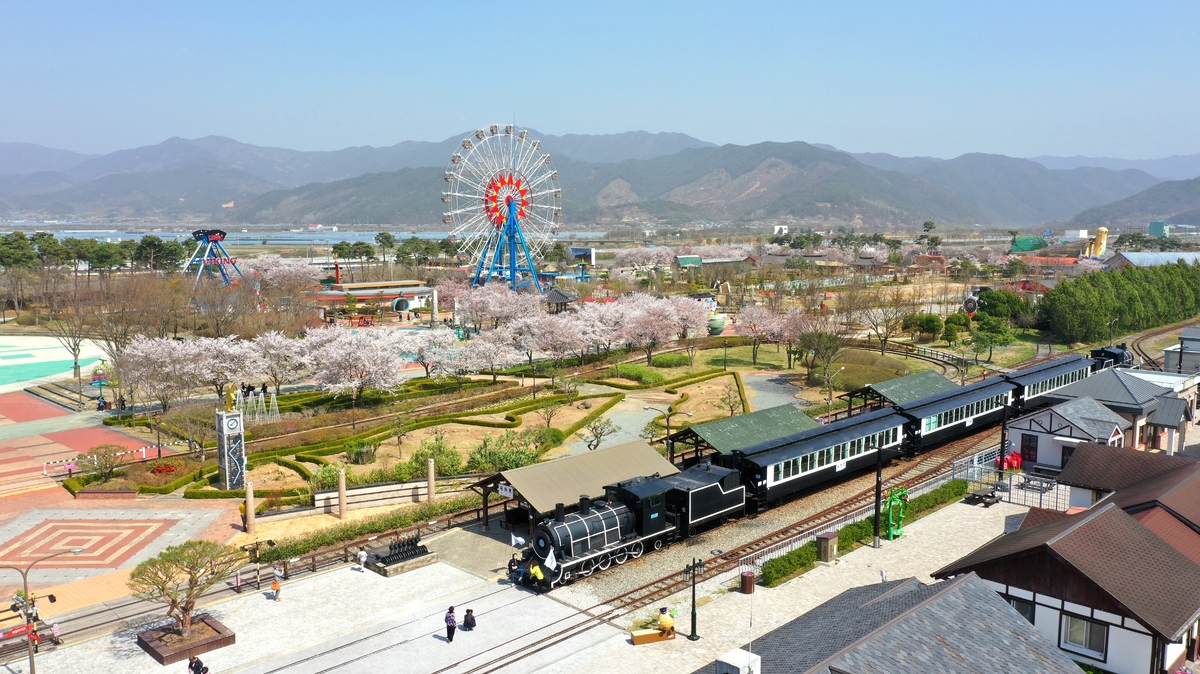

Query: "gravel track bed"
<box><xmin>551</xmin><ymin>428</ymin><xmax>1000</xmax><ymax>613</ymax></box>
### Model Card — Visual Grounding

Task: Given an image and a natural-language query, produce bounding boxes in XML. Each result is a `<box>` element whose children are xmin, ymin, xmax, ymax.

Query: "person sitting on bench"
<box><xmin>657</xmin><ymin>607</ymin><xmax>675</xmax><ymax>637</ymax></box>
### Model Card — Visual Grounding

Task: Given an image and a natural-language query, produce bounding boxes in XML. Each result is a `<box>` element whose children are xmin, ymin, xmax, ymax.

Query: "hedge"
<box><xmin>137</xmin><ymin>465</ymin><xmax>219</xmax><ymax>495</ymax></box>
<box><xmin>258</xmin><ymin>492</ymin><xmax>493</xmax><ymax>564</ymax></box>
<box><xmin>62</xmin><ymin>473</ymin><xmax>107</xmax><ymax>496</ymax></box>
<box><xmin>650</xmin><ymin>354</ymin><xmax>690</xmax><ymax>368</ymax></box>
<box><xmin>562</xmin><ymin>394</ymin><xmax>626</xmax><ymax>439</ymax></box>
<box><xmin>584</xmin><ymin>368</ymin><xmax>723</xmax><ymax>391</ymax></box>
<box><xmin>760</xmin><ymin>479</ymin><xmax>969</xmax><ymax>586</ymax></box>
<box><xmin>604</xmin><ymin>364</ymin><xmax>665</xmax><ymax>385</ymax></box>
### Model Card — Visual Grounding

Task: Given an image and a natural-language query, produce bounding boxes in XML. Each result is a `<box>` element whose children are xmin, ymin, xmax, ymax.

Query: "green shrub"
<box><xmin>258</xmin><ymin>493</ymin><xmax>492</xmax><ymax>563</ymax></box>
<box><xmin>467</xmin><ymin>431</ymin><xmax>542</xmax><ymax>472</ymax></box>
<box><xmin>650</xmin><ymin>354</ymin><xmax>690</xmax><ymax>368</ymax></box>
<box><xmin>344</xmin><ymin>441</ymin><xmax>378</xmax><ymax>465</ymax></box>
<box><xmin>760</xmin><ymin>541</ymin><xmax>818</xmax><ymax>586</ymax></box>
<box><xmin>607</xmin><ymin>364</ymin><xmax>665</xmax><ymax>385</ymax></box>
<box><xmin>529</xmin><ymin>427</ymin><xmax>566</xmax><ymax>450</ymax></box>
<box><xmin>62</xmin><ymin>473</ymin><xmax>108</xmax><ymax>495</ymax></box>
<box><xmin>410</xmin><ymin>433</ymin><xmax>463</xmax><ymax>475</ymax></box>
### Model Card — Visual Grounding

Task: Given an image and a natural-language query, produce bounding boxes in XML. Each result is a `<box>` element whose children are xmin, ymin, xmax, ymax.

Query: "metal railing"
<box><xmin>736</xmin><ymin>445</ymin><xmax>999</xmax><ymax>574</ymax></box>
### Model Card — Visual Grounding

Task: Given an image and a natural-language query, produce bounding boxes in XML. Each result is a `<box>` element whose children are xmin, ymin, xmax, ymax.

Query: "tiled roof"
<box><xmin>862</xmin><ymin>370</ymin><xmax>959</xmax><ymax>406</ymax></box>
<box><xmin>935</xmin><ymin>503</ymin><xmax>1200</xmax><ymax>641</ymax></box>
<box><xmin>1133</xmin><ymin>507</ymin><xmax>1200</xmax><ymax>566</ymax></box>
<box><xmin>541</xmin><ymin>287</ymin><xmax>578</xmax><ymax>304</ymax></box>
<box><xmin>1055</xmin><ymin>443</ymin><xmax>1197</xmax><ymax>492</ymax></box>
<box><xmin>686</xmin><ymin>404</ymin><xmax>819</xmax><ymax>454</ymax></box>
<box><xmin>1110</xmin><ymin>464</ymin><xmax>1200</xmax><ymax>531</ymax></box>
<box><xmin>695</xmin><ymin>575</ymin><xmax>1080</xmax><ymax>674</ymax></box>
<box><xmin>1019</xmin><ymin>507</ymin><xmax>1069</xmax><ymax>529</ymax></box>
<box><xmin>1181</xmin><ymin>327</ymin><xmax>1200</xmax><ymax>343</ymax></box>
<box><xmin>1047</xmin><ymin>396</ymin><xmax>1131</xmax><ymax>439</ymax></box>
<box><xmin>1044</xmin><ymin>368</ymin><xmax>1174</xmax><ymax>413</ymax></box>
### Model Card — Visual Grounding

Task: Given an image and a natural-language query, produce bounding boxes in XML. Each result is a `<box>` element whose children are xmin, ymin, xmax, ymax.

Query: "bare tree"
<box><xmin>859</xmin><ymin>285</ymin><xmax>914</xmax><ymax>354</ymax></box>
<box><xmin>717</xmin><ymin>382</ymin><xmax>742</xmax><ymax>417</ymax></box>
<box><xmin>45</xmin><ymin>291</ymin><xmax>91</xmax><ymax>405</ymax></box>
<box><xmin>535</xmin><ymin>401</ymin><xmax>564</xmax><ymax>428</ymax></box>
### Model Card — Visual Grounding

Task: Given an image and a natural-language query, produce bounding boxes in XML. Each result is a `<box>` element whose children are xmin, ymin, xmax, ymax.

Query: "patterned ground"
<box><xmin>0</xmin><ymin>421</ymin><xmax>157</xmax><ymax>499</ymax></box>
<box><xmin>0</xmin><ymin>518</ymin><xmax>178</xmax><ymax>569</ymax></box>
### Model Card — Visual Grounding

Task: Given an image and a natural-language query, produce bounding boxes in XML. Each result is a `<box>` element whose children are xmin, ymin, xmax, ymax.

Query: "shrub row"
<box><xmin>562</xmin><ymin>393</ymin><xmax>626</xmax><ymax>439</ymax></box>
<box><xmin>760</xmin><ymin>479</ymin><xmax>969</xmax><ymax>586</ymax></box>
<box><xmin>584</xmin><ymin>368</ymin><xmax>723</xmax><ymax>391</ymax></box>
<box><xmin>257</xmin><ymin>492</ymin><xmax>493</xmax><ymax>564</ymax></box>
<box><xmin>137</xmin><ymin>465</ymin><xmax>218</xmax><ymax>495</ymax></box>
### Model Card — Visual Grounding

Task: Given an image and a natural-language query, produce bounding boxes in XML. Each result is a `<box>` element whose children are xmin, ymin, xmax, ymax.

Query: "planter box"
<box><xmin>76</xmin><ymin>490</ymin><xmax>138</xmax><ymax>500</ymax></box>
<box><xmin>137</xmin><ymin>614</ymin><xmax>235</xmax><ymax>665</ymax></box>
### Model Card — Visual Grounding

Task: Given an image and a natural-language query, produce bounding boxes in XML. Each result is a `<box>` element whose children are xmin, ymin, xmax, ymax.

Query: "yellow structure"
<box><xmin>1084</xmin><ymin>227</ymin><xmax>1108</xmax><ymax>258</ymax></box>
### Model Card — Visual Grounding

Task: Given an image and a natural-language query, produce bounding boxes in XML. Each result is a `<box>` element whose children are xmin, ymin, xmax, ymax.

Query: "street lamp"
<box><xmin>684</xmin><ymin>557</ymin><xmax>705</xmax><ymax>641</ymax></box>
<box><xmin>1107</xmin><ymin>318</ymin><xmax>1119</xmax><ymax>347</ymax></box>
<box><xmin>2</xmin><ymin>547</ymin><xmax>84</xmax><ymax>674</ymax></box>
<box><xmin>871</xmin><ymin>441</ymin><xmax>884</xmax><ymax>548</ymax></box>
<box><xmin>723</xmin><ymin>339</ymin><xmax>729</xmax><ymax>371</ymax></box>
<box><xmin>644</xmin><ymin>406</ymin><xmax>694</xmax><ymax>463</ymax></box>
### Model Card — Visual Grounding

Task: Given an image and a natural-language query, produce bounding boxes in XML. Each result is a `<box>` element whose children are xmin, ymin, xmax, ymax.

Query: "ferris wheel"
<box><xmin>442</xmin><ymin>124</ymin><xmax>562</xmax><ymax>291</ymax></box>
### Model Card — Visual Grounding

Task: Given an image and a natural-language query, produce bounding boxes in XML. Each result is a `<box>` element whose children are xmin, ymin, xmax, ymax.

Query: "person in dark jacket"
<box><xmin>188</xmin><ymin>655</ymin><xmax>208</xmax><ymax>674</ymax></box>
<box><xmin>462</xmin><ymin>609</ymin><xmax>476</xmax><ymax>631</ymax></box>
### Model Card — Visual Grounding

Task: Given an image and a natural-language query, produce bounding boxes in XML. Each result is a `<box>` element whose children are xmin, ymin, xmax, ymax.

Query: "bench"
<box><xmin>631</xmin><ymin>627</ymin><xmax>676</xmax><ymax>645</ymax></box>
<box><xmin>966</xmin><ymin>487</ymin><xmax>1002</xmax><ymax>507</ymax></box>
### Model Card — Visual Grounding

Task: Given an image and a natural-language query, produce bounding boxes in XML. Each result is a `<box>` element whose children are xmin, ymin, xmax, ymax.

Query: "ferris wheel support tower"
<box><xmin>473</xmin><ymin>194</ymin><xmax>543</xmax><ymax>292</ymax></box>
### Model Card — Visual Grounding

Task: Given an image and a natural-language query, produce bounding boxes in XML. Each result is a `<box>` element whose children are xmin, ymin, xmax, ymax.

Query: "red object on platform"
<box><xmin>995</xmin><ymin>452</ymin><xmax>1023</xmax><ymax>470</ymax></box>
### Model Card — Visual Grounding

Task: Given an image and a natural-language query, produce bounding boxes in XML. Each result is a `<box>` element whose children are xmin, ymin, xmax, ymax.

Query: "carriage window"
<box><xmin>792</xmin><ymin>458</ymin><xmax>799</xmax><ymax>475</ymax></box>
<box><xmin>773</xmin><ymin>464</ymin><xmax>781</xmax><ymax>482</ymax></box>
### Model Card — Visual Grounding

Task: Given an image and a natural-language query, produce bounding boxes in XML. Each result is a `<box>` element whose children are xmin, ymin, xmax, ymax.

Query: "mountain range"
<box><xmin>0</xmin><ymin>133</ymin><xmax>1194</xmax><ymax>227</ymax></box>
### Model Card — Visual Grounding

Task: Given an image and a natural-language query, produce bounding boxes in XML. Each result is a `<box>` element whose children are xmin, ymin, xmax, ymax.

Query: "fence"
<box><xmin>953</xmin><ymin>450</ymin><xmax>1073</xmax><ymax>512</ymax></box>
<box><xmin>737</xmin><ymin>444</ymin><xmax>998</xmax><ymax>575</ymax></box>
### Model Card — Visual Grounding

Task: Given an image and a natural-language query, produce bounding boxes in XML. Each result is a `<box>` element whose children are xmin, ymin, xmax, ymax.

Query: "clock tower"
<box><xmin>216</xmin><ymin>410</ymin><xmax>246</xmax><ymax>490</ymax></box>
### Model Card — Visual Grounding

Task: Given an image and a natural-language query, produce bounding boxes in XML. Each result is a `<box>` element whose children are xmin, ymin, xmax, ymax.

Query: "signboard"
<box><xmin>216</xmin><ymin>410</ymin><xmax>246</xmax><ymax>490</ymax></box>
<box><xmin>1</xmin><ymin>624</ymin><xmax>33</xmax><ymax>640</ymax></box>
<box><xmin>835</xmin><ymin>460</ymin><xmax>847</xmax><ymax>472</ymax></box>
<box><xmin>498</xmin><ymin>483</ymin><xmax>514</xmax><ymax>499</ymax></box>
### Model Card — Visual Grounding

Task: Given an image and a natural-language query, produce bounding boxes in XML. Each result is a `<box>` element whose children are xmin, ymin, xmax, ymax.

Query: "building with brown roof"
<box><xmin>1007</xmin><ymin>396</ymin><xmax>1130</xmax><ymax>473</ymax></box>
<box><xmin>935</xmin><ymin>502</ymin><xmax>1200</xmax><ymax>674</ymax></box>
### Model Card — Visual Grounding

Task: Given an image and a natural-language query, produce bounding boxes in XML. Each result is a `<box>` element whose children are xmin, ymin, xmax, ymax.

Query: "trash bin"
<box><xmin>740</xmin><ymin>571</ymin><xmax>755</xmax><ymax>594</ymax></box>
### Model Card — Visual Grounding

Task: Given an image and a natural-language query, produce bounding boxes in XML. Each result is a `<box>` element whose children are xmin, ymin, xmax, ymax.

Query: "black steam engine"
<box><xmin>530</xmin><ymin>463</ymin><xmax>744</xmax><ymax>586</ymax></box>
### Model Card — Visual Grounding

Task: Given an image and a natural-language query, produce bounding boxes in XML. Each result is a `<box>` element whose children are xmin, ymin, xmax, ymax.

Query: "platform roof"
<box><xmin>686</xmin><ymin>404</ymin><xmax>819</xmax><ymax>455</ymax></box>
<box><xmin>484</xmin><ymin>440</ymin><xmax>677</xmax><ymax>514</ymax></box>
<box><xmin>861</xmin><ymin>371</ymin><xmax>959</xmax><ymax>407</ymax></box>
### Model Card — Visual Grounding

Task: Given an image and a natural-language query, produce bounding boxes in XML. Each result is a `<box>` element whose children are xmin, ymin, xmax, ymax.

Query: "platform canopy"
<box><xmin>841</xmin><ymin>370</ymin><xmax>959</xmax><ymax>411</ymax></box>
<box><xmin>472</xmin><ymin>440</ymin><xmax>677</xmax><ymax>516</ymax></box>
<box><xmin>666</xmin><ymin>404</ymin><xmax>820</xmax><ymax>456</ymax></box>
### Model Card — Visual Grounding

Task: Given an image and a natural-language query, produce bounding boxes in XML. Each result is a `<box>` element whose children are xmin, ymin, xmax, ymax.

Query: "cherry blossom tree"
<box><xmin>191</xmin><ymin>336</ymin><xmax>259</xmax><ymax>399</ymax></box>
<box><xmin>252</xmin><ymin>331</ymin><xmax>308</xmax><ymax>396</ymax></box>
<box><xmin>735</xmin><ymin>306</ymin><xmax>778</xmax><ymax>365</ymax></box>
<box><xmin>668</xmin><ymin>296</ymin><xmax>709</xmax><ymax>339</ymax></box>
<box><xmin>430</xmin><ymin>344</ymin><xmax>484</xmax><ymax>390</ymax></box>
<box><xmin>121</xmin><ymin>336</ymin><xmax>196</xmax><ymax>413</ymax></box>
<box><xmin>307</xmin><ymin>328</ymin><xmax>406</xmax><ymax>404</ymax></box>
<box><xmin>577</xmin><ymin>301</ymin><xmax>625</xmax><ymax>359</ymax></box>
<box><xmin>533</xmin><ymin>314</ymin><xmax>583</xmax><ymax>367</ymax></box>
<box><xmin>620</xmin><ymin>294</ymin><xmax>678</xmax><ymax>363</ymax></box>
<box><xmin>401</xmin><ymin>328</ymin><xmax>459</xmax><ymax>378</ymax></box>
<box><xmin>467</xmin><ymin>329</ymin><xmax>522</xmax><ymax>383</ymax></box>
<box><xmin>775</xmin><ymin>307</ymin><xmax>811</xmax><ymax>369</ymax></box>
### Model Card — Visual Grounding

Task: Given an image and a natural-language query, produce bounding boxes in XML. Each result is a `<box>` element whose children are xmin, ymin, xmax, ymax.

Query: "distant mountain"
<box><xmin>1070</xmin><ymin>177</ymin><xmax>1200</xmax><ymax>227</ymax></box>
<box><xmin>844</xmin><ymin>152</ymin><xmax>944</xmax><ymax>175</ymax></box>
<box><xmin>12</xmin><ymin>131</ymin><xmax>713</xmax><ymax>188</ymax></box>
<box><xmin>1029</xmin><ymin>154</ymin><xmax>1200</xmax><ymax>181</ymax></box>
<box><xmin>0</xmin><ymin>172</ymin><xmax>80</xmax><ymax>198</ymax></box>
<box><xmin>0</xmin><ymin>143</ymin><xmax>95</xmax><ymax>175</ymax></box>
<box><xmin>11</xmin><ymin>163</ymin><xmax>281</xmax><ymax>218</ymax></box>
<box><xmin>225</xmin><ymin>167</ymin><xmax>445</xmax><ymax>224</ymax></box>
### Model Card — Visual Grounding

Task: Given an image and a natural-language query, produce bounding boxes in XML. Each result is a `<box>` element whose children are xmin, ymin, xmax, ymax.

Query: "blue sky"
<box><xmin>2</xmin><ymin>1</ymin><xmax>1197</xmax><ymax>158</ymax></box>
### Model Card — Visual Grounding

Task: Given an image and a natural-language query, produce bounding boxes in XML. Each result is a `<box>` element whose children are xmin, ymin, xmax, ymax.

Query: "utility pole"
<box><xmin>872</xmin><ymin>441</ymin><xmax>883</xmax><ymax>548</ymax></box>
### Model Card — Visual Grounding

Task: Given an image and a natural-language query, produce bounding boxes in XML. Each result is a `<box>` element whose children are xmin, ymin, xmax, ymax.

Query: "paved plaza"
<box><xmin>3</xmin><ymin>497</ymin><xmax>1027</xmax><ymax>674</ymax></box>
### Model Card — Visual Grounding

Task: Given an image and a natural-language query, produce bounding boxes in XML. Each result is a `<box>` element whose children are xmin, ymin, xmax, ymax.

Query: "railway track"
<box><xmin>425</xmin><ymin>428</ymin><xmax>999</xmax><ymax>674</ymax></box>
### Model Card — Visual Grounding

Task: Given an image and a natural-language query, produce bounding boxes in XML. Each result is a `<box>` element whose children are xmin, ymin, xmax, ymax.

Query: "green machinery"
<box><xmin>884</xmin><ymin>487</ymin><xmax>909</xmax><ymax>540</ymax></box>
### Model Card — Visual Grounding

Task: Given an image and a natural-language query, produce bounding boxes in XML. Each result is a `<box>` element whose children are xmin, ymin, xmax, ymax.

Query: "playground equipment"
<box><xmin>233</xmin><ymin>390</ymin><xmax>281</xmax><ymax>426</ymax></box>
<box><xmin>442</xmin><ymin>125</ymin><xmax>562</xmax><ymax>291</ymax></box>
<box><xmin>184</xmin><ymin>230</ymin><xmax>245</xmax><ymax>290</ymax></box>
<box><xmin>884</xmin><ymin>486</ymin><xmax>909</xmax><ymax>540</ymax></box>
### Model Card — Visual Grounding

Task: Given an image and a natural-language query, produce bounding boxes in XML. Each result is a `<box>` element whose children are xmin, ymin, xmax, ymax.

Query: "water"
<box><xmin>2</xmin><ymin>228</ymin><xmax>608</xmax><ymax>246</ymax></box>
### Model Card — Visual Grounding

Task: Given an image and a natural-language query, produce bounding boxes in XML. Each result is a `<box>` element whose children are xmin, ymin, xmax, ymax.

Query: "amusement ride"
<box><xmin>442</xmin><ymin>125</ymin><xmax>562</xmax><ymax>291</ymax></box>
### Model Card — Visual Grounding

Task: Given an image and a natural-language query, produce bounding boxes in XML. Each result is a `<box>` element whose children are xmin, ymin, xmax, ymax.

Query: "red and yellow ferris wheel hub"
<box><xmin>484</xmin><ymin>172</ymin><xmax>530</xmax><ymax>228</ymax></box>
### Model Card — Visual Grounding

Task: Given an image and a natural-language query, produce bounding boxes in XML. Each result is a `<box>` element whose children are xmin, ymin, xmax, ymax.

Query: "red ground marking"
<box><xmin>0</xmin><ymin>392</ymin><xmax>71</xmax><ymax>424</ymax></box>
<box><xmin>0</xmin><ymin>519</ymin><xmax>178</xmax><ymax>568</ymax></box>
<box><xmin>42</xmin><ymin>426</ymin><xmax>145</xmax><ymax>453</ymax></box>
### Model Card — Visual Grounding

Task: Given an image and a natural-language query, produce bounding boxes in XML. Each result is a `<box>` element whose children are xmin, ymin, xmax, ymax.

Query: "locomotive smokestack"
<box><xmin>579</xmin><ymin>495</ymin><xmax>591</xmax><ymax>516</ymax></box>
<box><xmin>555</xmin><ymin>503</ymin><xmax>565</xmax><ymax>522</ymax></box>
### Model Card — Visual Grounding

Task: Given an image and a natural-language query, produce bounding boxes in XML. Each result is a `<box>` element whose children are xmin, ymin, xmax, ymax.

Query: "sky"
<box><xmin>2</xmin><ymin>1</ymin><xmax>1198</xmax><ymax>159</ymax></box>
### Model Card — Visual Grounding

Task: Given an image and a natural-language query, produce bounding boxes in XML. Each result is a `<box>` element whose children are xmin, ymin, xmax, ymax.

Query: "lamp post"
<box><xmin>644</xmin><ymin>406</ymin><xmax>694</xmax><ymax>463</ymax></box>
<box><xmin>2</xmin><ymin>547</ymin><xmax>84</xmax><ymax>674</ymax></box>
<box><xmin>684</xmin><ymin>557</ymin><xmax>705</xmax><ymax>641</ymax></box>
<box><xmin>826</xmin><ymin>366</ymin><xmax>845</xmax><ymax>421</ymax></box>
<box><xmin>723</xmin><ymin>339</ymin><xmax>729</xmax><ymax>371</ymax></box>
<box><xmin>1107</xmin><ymin>318</ymin><xmax>1119</xmax><ymax>347</ymax></box>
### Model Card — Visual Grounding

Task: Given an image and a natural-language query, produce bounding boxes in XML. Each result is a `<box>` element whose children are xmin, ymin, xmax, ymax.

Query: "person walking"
<box><xmin>357</xmin><ymin>547</ymin><xmax>369</xmax><ymax>572</ymax></box>
<box><xmin>239</xmin><ymin>502</ymin><xmax>247</xmax><ymax>530</ymax></box>
<box><xmin>188</xmin><ymin>655</ymin><xmax>208</xmax><ymax>674</ymax></box>
<box><xmin>272</xmin><ymin>564</ymin><xmax>284</xmax><ymax>602</ymax></box>
<box><xmin>461</xmin><ymin>609</ymin><xmax>476</xmax><ymax>631</ymax></box>
<box><xmin>261</xmin><ymin>383</ymin><xmax>268</xmax><ymax>396</ymax></box>
<box><xmin>445</xmin><ymin>606</ymin><xmax>457</xmax><ymax>643</ymax></box>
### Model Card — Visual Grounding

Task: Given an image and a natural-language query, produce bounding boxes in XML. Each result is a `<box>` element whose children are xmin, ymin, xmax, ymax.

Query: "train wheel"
<box><xmin>688</xmin><ymin>526</ymin><xmax>697</xmax><ymax>537</ymax></box>
<box><xmin>614</xmin><ymin>548</ymin><xmax>629</xmax><ymax>565</ymax></box>
<box><xmin>578</xmin><ymin>561</ymin><xmax>594</xmax><ymax>578</ymax></box>
<box><xmin>720</xmin><ymin>516</ymin><xmax>730</xmax><ymax>526</ymax></box>
<box><xmin>630</xmin><ymin>542</ymin><xmax>644</xmax><ymax>558</ymax></box>
<box><xmin>653</xmin><ymin>539</ymin><xmax>664</xmax><ymax>551</ymax></box>
<box><xmin>597</xmin><ymin>554</ymin><xmax>611</xmax><ymax>571</ymax></box>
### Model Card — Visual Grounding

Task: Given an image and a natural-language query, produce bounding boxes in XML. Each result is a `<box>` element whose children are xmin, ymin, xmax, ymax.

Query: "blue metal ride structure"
<box><xmin>184</xmin><ymin>229</ymin><xmax>245</xmax><ymax>289</ymax></box>
<box><xmin>471</xmin><ymin>195</ymin><xmax>543</xmax><ymax>292</ymax></box>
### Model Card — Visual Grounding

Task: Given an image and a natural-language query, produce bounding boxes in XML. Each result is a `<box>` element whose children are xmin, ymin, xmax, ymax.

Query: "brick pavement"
<box><xmin>0</xmin><ymin>392</ymin><xmax>70</xmax><ymax>424</ymax></box>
